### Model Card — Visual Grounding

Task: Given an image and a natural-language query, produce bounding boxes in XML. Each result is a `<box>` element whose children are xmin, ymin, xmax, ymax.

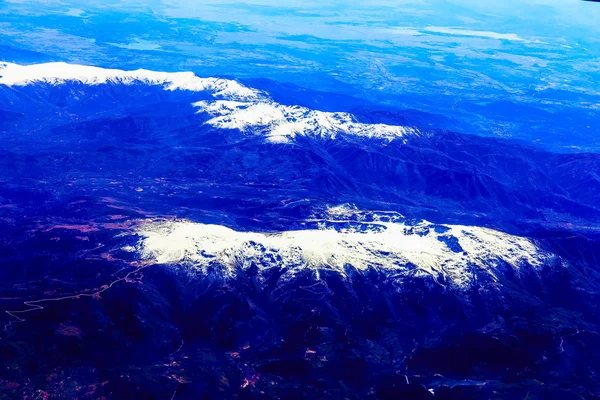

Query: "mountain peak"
<box><xmin>0</xmin><ymin>61</ymin><xmax>261</xmax><ymax>100</ymax></box>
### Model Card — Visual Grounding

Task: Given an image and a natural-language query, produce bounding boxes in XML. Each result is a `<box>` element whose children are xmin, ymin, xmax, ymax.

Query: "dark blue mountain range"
<box><xmin>1</xmin><ymin>70</ymin><xmax>599</xmax><ymax>399</ymax></box>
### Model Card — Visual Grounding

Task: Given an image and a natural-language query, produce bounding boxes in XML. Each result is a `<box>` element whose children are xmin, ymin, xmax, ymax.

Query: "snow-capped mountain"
<box><xmin>1</xmin><ymin>61</ymin><xmax>419</xmax><ymax>144</ymax></box>
<box><xmin>194</xmin><ymin>100</ymin><xmax>420</xmax><ymax>143</ymax></box>
<box><xmin>134</xmin><ymin>205</ymin><xmax>557</xmax><ymax>290</ymax></box>
<box><xmin>0</xmin><ymin>61</ymin><xmax>262</xmax><ymax>100</ymax></box>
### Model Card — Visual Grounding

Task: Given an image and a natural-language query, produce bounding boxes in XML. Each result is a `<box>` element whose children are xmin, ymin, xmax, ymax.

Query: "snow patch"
<box><xmin>0</xmin><ymin>61</ymin><xmax>261</xmax><ymax>100</ymax></box>
<box><xmin>133</xmin><ymin>207</ymin><xmax>555</xmax><ymax>289</ymax></box>
<box><xmin>193</xmin><ymin>100</ymin><xmax>420</xmax><ymax>143</ymax></box>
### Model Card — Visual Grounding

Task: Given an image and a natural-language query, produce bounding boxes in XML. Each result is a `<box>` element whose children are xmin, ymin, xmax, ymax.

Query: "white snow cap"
<box><xmin>133</xmin><ymin>206</ymin><xmax>556</xmax><ymax>289</ymax></box>
<box><xmin>194</xmin><ymin>100</ymin><xmax>420</xmax><ymax>143</ymax></box>
<box><xmin>0</xmin><ymin>61</ymin><xmax>261</xmax><ymax>100</ymax></box>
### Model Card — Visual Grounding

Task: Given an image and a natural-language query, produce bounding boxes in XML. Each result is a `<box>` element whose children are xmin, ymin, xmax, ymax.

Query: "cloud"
<box><xmin>424</xmin><ymin>26</ymin><xmax>526</xmax><ymax>41</ymax></box>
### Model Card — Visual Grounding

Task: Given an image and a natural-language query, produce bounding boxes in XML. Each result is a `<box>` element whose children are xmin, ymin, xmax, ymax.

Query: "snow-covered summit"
<box><xmin>0</xmin><ymin>61</ymin><xmax>262</xmax><ymax>100</ymax></box>
<box><xmin>194</xmin><ymin>100</ymin><xmax>421</xmax><ymax>143</ymax></box>
<box><xmin>132</xmin><ymin>206</ymin><xmax>557</xmax><ymax>290</ymax></box>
